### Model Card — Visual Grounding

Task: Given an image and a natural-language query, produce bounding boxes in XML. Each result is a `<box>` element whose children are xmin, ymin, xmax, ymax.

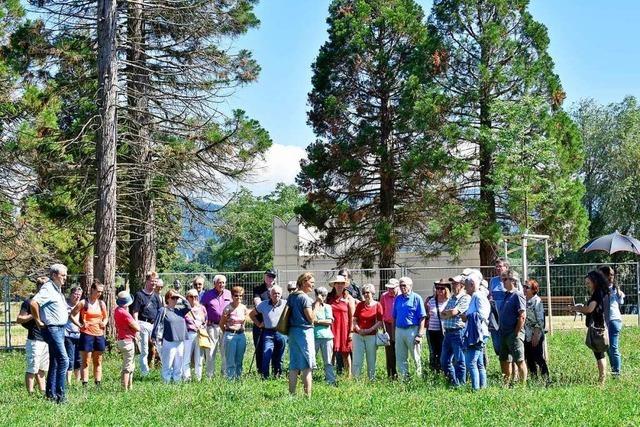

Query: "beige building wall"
<box><xmin>273</xmin><ymin>216</ymin><xmax>482</xmax><ymax>298</ymax></box>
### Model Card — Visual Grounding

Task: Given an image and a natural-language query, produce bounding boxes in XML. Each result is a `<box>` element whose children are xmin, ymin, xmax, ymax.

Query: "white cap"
<box><xmin>385</xmin><ymin>278</ymin><xmax>399</xmax><ymax>288</ymax></box>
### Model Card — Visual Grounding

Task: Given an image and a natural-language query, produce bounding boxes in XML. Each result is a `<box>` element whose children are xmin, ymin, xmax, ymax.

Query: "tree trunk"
<box><xmin>125</xmin><ymin>0</ymin><xmax>156</xmax><ymax>293</ymax></box>
<box><xmin>378</xmin><ymin>84</ymin><xmax>396</xmax><ymax>288</ymax></box>
<box><xmin>95</xmin><ymin>0</ymin><xmax>118</xmax><ymax>339</ymax></box>
<box><xmin>478</xmin><ymin>36</ymin><xmax>498</xmax><ymax>267</ymax></box>
<box><xmin>80</xmin><ymin>247</ymin><xmax>94</xmax><ymax>296</ymax></box>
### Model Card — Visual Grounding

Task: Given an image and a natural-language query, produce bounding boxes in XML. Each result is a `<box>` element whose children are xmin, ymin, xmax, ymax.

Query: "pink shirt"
<box><xmin>380</xmin><ymin>290</ymin><xmax>397</xmax><ymax>323</ymax></box>
<box><xmin>114</xmin><ymin>306</ymin><xmax>137</xmax><ymax>341</ymax></box>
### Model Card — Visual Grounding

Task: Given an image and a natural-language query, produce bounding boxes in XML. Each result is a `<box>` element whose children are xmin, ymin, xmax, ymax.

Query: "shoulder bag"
<box><xmin>276</xmin><ymin>295</ymin><xmax>293</xmax><ymax>335</ymax></box>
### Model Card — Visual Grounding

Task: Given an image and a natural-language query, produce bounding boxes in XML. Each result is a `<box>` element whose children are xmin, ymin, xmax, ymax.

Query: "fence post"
<box><xmin>637</xmin><ymin>262</ymin><xmax>640</xmax><ymax>327</ymax></box>
<box><xmin>3</xmin><ymin>276</ymin><xmax>10</xmax><ymax>350</ymax></box>
<box><xmin>544</xmin><ymin>241</ymin><xmax>553</xmax><ymax>335</ymax></box>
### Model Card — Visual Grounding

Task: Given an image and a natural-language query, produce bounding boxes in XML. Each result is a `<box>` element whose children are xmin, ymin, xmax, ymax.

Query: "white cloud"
<box><xmin>243</xmin><ymin>143</ymin><xmax>307</xmax><ymax>196</ymax></box>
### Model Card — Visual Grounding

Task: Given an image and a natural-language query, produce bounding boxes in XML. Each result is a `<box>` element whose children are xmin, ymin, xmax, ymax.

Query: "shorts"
<box><xmin>498</xmin><ymin>330</ymin><xmax>525</xmax><ymax>362</ymax></box>
<box><xmin>25</xmin><ymin>339</ymin><xmax>49</xmax><ymax>374</ymax></box>
<box><xmin>116</xmin><ymin>340</ymin><xmax>136</xmax><ymax>373</ymax></box>
<box><xmin>79</xmin><ymin>332</ymin><xmax>107</xmax><ymax>352</ymax></box>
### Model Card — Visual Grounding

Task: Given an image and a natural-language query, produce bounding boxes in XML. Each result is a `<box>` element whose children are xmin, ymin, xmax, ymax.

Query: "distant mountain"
<box><xmin>178</xmin><ymin>199</ymin><xmax>219</xmax><ymax>260</ymax></box>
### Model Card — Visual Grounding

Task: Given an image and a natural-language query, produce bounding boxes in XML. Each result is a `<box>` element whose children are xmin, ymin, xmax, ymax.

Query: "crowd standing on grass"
<box><xmin>19</xmin><ymin>260</ymin><xmax>627</xmax><ymax>402</ymax></box>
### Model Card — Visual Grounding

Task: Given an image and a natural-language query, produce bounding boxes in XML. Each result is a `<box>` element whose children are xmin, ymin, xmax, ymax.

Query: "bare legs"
<box><xmin>597</xmin><ymin>358</ymin><xmax>607</xmax><ymax>386</ymax></box>
<box><xmin>80</xmin><ymin>351</ymin><xmax>103</xmax><ymax>384</ymax></box>
<box><xmin>25</xmin><ymin>371</ymin><xmax>46</xmax><ymax>394</ymax></box>
<box><xmin>501</xmin><ymin>360</ymin><xmax>527</xmax><ymax>385</ymax></box>
<box><xmin>288</xmin><ymin>368</ymin><xmax>312</xmax><ymax>397</ymax></box>
<box><xmin>121</xmin><ymin>371</ymin><xmax>133</xmax><ymax>391</ymax></box>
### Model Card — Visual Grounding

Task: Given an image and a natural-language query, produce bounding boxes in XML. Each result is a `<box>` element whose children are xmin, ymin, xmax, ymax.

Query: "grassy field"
<box><xmin>1</xmin><ymin>329</ymin><xmax>639</xmax><ymax>426</ymax></box>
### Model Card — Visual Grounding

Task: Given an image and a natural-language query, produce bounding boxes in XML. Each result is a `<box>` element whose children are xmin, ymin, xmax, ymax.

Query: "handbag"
<box><xmin>375</xmin><ymin>318</ymin><xmax>390</xmax><ymax>347</ymax></box>
<box><xmin>276</xmin><ymin>301</ymin><xmax>291</xmax><ymax>335</ymax></box>
<box><xmin>197</xmin><ymin>328</ymin><xmax>212</xmax><ymax>349</ymax></box>
<box><xmin>585</xmin><ymin>323</ymin><xmax>609</xmax><ymax>353</ymax></box>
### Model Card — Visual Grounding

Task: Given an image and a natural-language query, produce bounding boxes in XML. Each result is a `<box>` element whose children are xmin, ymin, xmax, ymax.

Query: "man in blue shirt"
<box><xmin>498</xmin><ymin>269</ymin><xmax>527</xmax><ymax>385</ymax></box>
<box><xmin>31</xmin><ymin>263</ymin><xmax>69</xmax><ymax>403</ymax></box>
<box><xmin>440</xmin><ymin>276</ymin><xmax>471</xmax><ymax>387</ymax></box>
<box><xmin>392</xmin><ymin>277</ymin><xmax>426</xmax><ymax>378</ymax></box>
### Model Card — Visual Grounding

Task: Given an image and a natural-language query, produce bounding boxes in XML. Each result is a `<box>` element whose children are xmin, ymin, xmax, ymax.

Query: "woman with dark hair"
<box><xmin>569</xmin><ymin>270</ymin><xmax>610</xmax><ymax>385</ymax></box>
<box><xmin>71</xmin><ymin>280</ymin><xmax>108</xmax><ymax>387</ymax></box>
<box><xmin>523</xmin><ymin>279</ymin><xmax>549</xmax><ymax>381</ymax></box>
<box><xmin>599</xmin><ymin>266</ymin><xmax>624</xmax><ymax>376</ymax></box>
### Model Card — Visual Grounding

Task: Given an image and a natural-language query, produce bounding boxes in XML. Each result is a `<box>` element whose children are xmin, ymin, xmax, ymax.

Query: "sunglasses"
<box><xmin>523</xmin><ymin>285</ymin><xmax>531</xmax><ymax>290</ymax></box>
<box><xmin>362</xmin><ymin>291</ymin><xmax>372</xmax><ymax>295</ymax></box>
<box><xmin>233</xmin><ymin>294</ymin><xmax>243</xmax><ymax>297</ymax></box>
<box><xmin>435</xmin><ymin>287</ymin><xmax>446</xmax><ymax>291</ymax></box>
<box><xmin>170</xmin><ymin>296</ymin><xmax>180</xmax><ymax>300</ymax></box>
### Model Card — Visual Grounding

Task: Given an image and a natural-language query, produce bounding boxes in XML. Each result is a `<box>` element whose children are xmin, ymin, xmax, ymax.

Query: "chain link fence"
<box><xmin>3</xmin><ymin>263</ymin><xmax>639</xmax><ymax>349</ymax></box>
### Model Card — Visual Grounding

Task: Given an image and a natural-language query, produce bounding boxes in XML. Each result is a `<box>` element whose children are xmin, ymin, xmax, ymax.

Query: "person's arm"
<box><xmin>128</xmin><ymin>314</ymin><xmax>141</xmax><ymax>332</ymax></box>
<box><xmin>100</xmin><ymin>301</ymin><xmax>109</xmax><ymax>329</ymax></box>
<box><xmin>416</xmin><ymin>316</ymin><xmax>426</xmax><ymax>343</ymax></box>
<box><xmin>30</xmin><ymin>300</ymin><xmax>45</xmax><ymax>329</ymax></box>
<box><xmin>570</xmin><ymin>300</ymin><xmax>597</xmax><ymax>314</ymax></box>
<box><xmin>16</xmin><ymin>305</ymin><xmax>33</xmax><ymax>324</ymax></box>
<box><xmin>249</xmin><ymin>308</ymin><xmax>264</xmax><ymax>329</ymax></box>
<box><xmin>514</xmin><ymin>309</ymin><xmax>526</xmax><ymax>335</ymax></box>
<box><xmin>303</xmin><ymin>306</ymin><xmax>315</xmax><ymax>324</ymax></box>
<box><xmin>131</xmin><ymin>295</ymin><xmax>140</xmax><ymax>321</ymax></box>
<box><xmin>219</xmin><ymin>307</ymin><xmax>230</xmax><ymax>330</ymax></box>
<box><xmin>70</xmin><ymin>300</ymin><xmax>83</xmax><ymax>317</ymax></box>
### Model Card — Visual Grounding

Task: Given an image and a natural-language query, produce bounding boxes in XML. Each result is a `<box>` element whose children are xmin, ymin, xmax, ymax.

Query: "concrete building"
<box><xmin>273</xmin><ymin>216</ymin><xmax>482</xmax><ymax>298</ymax></box>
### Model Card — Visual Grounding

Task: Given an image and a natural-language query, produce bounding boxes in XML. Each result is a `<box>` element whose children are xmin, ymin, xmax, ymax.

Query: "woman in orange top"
<box><xmin>71</xmin><ymin>280</ymin><xmax>108</xmax><ymax>387</ymax></box>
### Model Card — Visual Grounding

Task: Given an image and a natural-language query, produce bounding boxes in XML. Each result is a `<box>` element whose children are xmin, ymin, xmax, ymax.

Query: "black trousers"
<box><xmin>427</xmin><ymin>330</ymin><xmax>444</xmax><ymax>371</ymax></box>
<box><xmin>524</xmin><ymin>335</ymin><xmax>549</xmax><ymax>378</ymax></box>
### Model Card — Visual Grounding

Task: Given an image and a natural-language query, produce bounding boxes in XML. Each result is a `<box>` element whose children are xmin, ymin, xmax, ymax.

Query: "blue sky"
<box><xmin>226</xmin><ymin>1</ymin><xmax>640</xmax><ymax>194</ymax></box>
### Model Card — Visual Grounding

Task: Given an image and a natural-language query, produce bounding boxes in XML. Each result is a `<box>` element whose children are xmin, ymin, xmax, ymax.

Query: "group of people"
<box><xmin>18</xmin><ymin>260</ymin><xmax>625</xmax><ymax>402</ymax></box>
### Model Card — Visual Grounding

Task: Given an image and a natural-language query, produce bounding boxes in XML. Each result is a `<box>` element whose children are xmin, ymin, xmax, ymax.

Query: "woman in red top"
<box><xmin>114</xmin><ymin>291</ymin><xmax>140</xmax><ymax>390</ymax></box>
<box><xmin>71</xmin><ymin>280</ymin><xmax>108</xmax><ymax>387</ymax></box>
<box><xmin>327</xmin><ymin>275</ymin><xmax>355</xmax><ymax>379</ymax></box>
<box><xmin>352</xmin><ymin>283</ymin><xmax>383</xmax><ymax>379</ymax></box>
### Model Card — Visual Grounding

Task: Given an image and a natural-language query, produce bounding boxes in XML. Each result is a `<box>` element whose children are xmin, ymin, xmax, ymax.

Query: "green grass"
<box><xmin>1</xmin><ymin>329</ymin><xmax>640</xmax><ymax>426</ymax></box>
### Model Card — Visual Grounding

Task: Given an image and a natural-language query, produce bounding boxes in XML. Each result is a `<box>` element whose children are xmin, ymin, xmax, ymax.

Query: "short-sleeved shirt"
<box><xmin>252</xmin><ymin>282</ymin><xmax>271</xmax><ymax>303</ymax></box>
<box><xmin>20</xmin><ymin>298</ymin><xmax>44</xmax><ymax>341</ymax></box>
<box><xmin>185</xmin><ymin>305</ymin><xmax>207</xmax><ymax>332</ymax></box>
<box><xmin>393</xmin><ymin>292</ymin><xmax>426</xmax><ymax>328</ymax></box>
<box><xmin>114</xmin><ymin>306</ymin><xmax>137</xmax><ymax>341</ymax></box>
<box><xmin>65</xmin><ymin>301</ymin><xmax>81</xmax><ymax>339</ymax></box>
<box><xmin>586</xmin><ymin>289</ymin><xmax>606</xmax><ymax>328</ymax></box>
<box><xmin>154</xmin><ymin>306</ymin><xmax>190</xmax><ymax>342</ymax></box>
<box><xmin>426</xmin><ymin>297</ymin><xmax>448</xmax><ymax>331</ymax></box>
<box><xmin>489</xmin><ymin>276</ymin><xmax>523</xmax><ymax>314</ymax></box>
<box><xmin>32</xmin><ymin>280</ymin><xmax>68</xmax><ymax>326</ymax></box>
<box><xmin>131</xmin><ymin>289</ymin><xmax>163</xmax><ymax>323</ymax></box>
<box><xmin>498</xmin><ymin>290</ymin><xmax>526</xmax><ymax>335</ymax></box>
<box><xmin>313</xmin><ymin>303</ymin><xmax>334</xmax><ymax>339</ymax></box>
<box><xmin>354</xmin><ymin>301</ymin><xmax>383</xmax><ymax>335</ymax></box>
<box><xmin>442</xmin><ymin>292</ymin><xmax>471</xmax><ymax>330</ymax></box>
<box><xmin>200</xmin><ymin>288</ymin><xmax>232</xmax><ymax>325</ymax></box>
<box><xmin>256</xmin><ymin>299</ymin><xmax>286</xmax><ymax>329</ymax></box>
<box><xmin>287</xmin><ymin>292</ymin><xmax>313</xmax><ymax>329</ymax></box>
<box><xmin>380</xmin><ymin>291</ymin><xmax>396</xmax><ymax>323</ymax></box>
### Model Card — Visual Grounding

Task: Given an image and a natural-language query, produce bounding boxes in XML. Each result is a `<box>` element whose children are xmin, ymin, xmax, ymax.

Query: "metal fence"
<box><xmin>3</xmin><ymin>262</ymin><xmax>639</xmax><ymax>349</ymax></box>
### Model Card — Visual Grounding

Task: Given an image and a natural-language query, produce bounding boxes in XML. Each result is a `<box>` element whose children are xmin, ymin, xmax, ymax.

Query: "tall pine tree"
<box><xmin>430</xmin><ymin>0</ymin><xmax>587</xmax><ymax>265</ymax></box>
<box><xmin>297</xmin><ymin>0</ymin><xmax>466</xmax><ymax>276</ymax></box>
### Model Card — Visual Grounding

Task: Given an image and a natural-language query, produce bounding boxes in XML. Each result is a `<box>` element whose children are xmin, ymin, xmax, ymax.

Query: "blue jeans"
<box><xmin>223</xmin><ymin>332</ymin><xmax>246</xmax><ymax>379</ymax></box>
<box><xmin>64</xmin><ymin>336</ymin><xmax>80</xmax><ymax>372</ymax></box>
<box><xmin>42</xmin><ymin>325</ymin><xmax>69</xmax><ymax>402</ymax></box>
<box><xmin>465</xmin><ymin>338</ymin><xmax>487</xmax><ymax>390</ymax></box>
<box><xmin>260</xmin><ymin>330</ymin><xmax>287</xmax><ymax>378</ymax></box>
<box><xmin>441</xmin><ymin>329</ymin><xmax>465</xmax><ymax>386</ymax></box>
<box><xmin>608</xmin><ymin>319</ymin><xmax>622</xmax><ymax>375</ymax></box>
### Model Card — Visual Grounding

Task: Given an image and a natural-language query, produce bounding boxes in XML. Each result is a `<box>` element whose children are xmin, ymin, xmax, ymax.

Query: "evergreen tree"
<box><xmin>297</xmin><ymin>0</ymin><xmax>465</xmax><ymax>275</ymax></box>
<box><xmin>430</xmin><ymin>0</ymin><xmax>588</xmax><ymax>264</ymax></box>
